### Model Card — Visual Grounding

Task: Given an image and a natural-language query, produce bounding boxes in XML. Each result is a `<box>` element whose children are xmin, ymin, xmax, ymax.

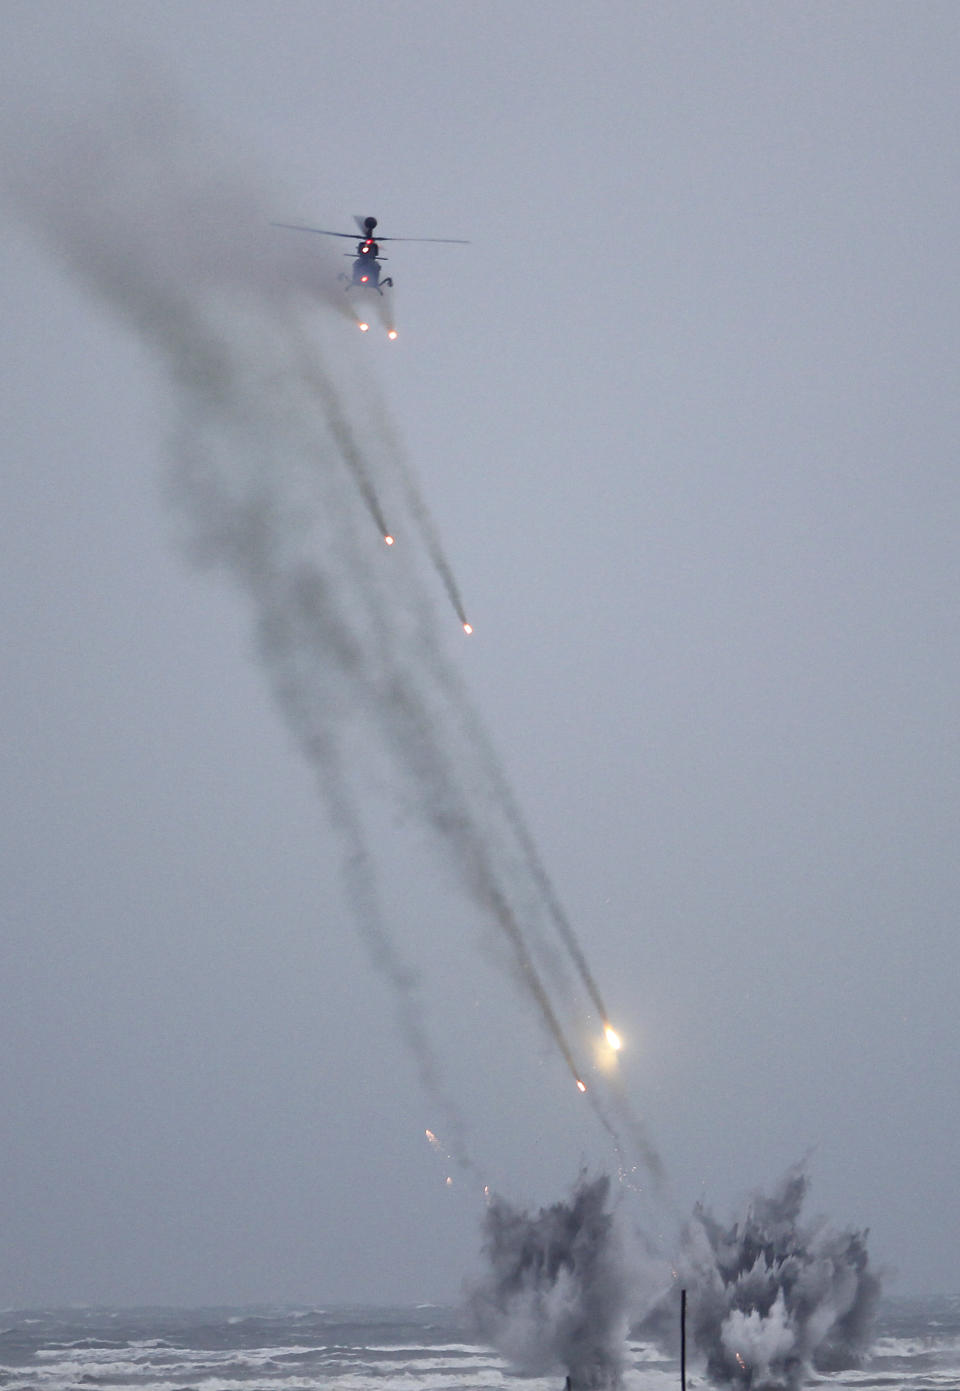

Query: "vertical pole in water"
<box><xmin>680</xmin><ymin>1287</ymin><xmax>687</xmax><ymax>1391</ymax></box>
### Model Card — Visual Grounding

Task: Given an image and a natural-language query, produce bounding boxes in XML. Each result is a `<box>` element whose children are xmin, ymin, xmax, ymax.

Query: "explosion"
<box><xmin>640</xmin><ymin>1163</ymin><xmax>881</xmax><ymax>1390</ymax></box>
<box><xmin>467</xmin><ymin>1175</ymin><xmax>630</xmax><ymax>1390</ymax></box>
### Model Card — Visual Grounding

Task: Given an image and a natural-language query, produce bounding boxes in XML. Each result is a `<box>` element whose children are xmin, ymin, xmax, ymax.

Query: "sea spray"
<box><xmin>467</xmin><ymin>1174</ymin><xmax>630</xmax><ymax>1389</ymax></box>
<box><xmin>640</xmin><ymin>1162</ymin><xmax>880</xmax><ymax>1389</ymax></box>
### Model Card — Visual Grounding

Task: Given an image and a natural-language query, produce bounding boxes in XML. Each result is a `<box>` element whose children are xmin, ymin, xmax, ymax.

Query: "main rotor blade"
<box><xmin>376</xmin><ymin>235</ymin><xmax>470</xmax><ymax>244</ymax></box>
<box><xmin>272</xmin><ymin>222</ymin><xmax>469</xmax><ymax>245</ymax></box>
<box><xmin>348</xmin><ymin>214</ymin><xmax>468</xmax><ymax>244</ymax></box>
<box><xmin>271</xmin><ymin>222</ymin><xmax>357</xmax><ymax>238</ymax></box>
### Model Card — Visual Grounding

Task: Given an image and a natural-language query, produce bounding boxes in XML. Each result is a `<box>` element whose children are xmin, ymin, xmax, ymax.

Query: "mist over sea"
<box><xmin>1</xmin><ymin>1298</ymin><xmax>956</xmax><ymax>1391</ymax></box>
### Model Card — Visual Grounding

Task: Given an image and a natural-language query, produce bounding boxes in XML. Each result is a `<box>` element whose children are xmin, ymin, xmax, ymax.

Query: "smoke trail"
<box><xmin>1</xmin><ymin>63</ymin><xmax>610</xmax><ymax>1152</ymax></box>
<box><xmin>352</xmin><ymin>411</ymin><xmax>663</xmax><ymax>1176</ymax></box>
<box><xmin>291</xmin><ymin>341</ymin><xmax>395</xmax><ymax>543</ymax></box>
<box><xmin>259</xmin><ymin>679</ymin><xmax>474</xmax><ymax>1171</ymax></box>
<box><xmin>365</xmin><ymin>404</ymin><xmax>474</xmax><ymax>631</ymax></box>
<box><xmin>364</xmin><ymin>409</ymin><xmax>622</xmax><ymax>1032</ymax></box>
<box><xmin>399</xmin><ymin>471</ymin><xmax>473</xmax><ymax>632</ymax></box>
<box><xmin>639</xmin><ymin>1163</ymin><xmax>881</xmax><ymax>1389</ymax></box>
<box><xmin>358</xmin><ymin>411</ymin><xmax>648</xmax><ymax>1103</ymax></box>
<box><xmin>466</xmin><ymin>1173</ymin><xmax>631</xmax><ymax>1389</ymax></box>
<box><xmin>168</xmin><ymin>364</ymin><xmax>475</xmax><ymax>1170</ymax></box>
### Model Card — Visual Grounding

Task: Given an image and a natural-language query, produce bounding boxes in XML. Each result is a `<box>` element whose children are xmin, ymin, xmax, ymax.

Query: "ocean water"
<box><xmin>0</xmin><ymin>1297</ymin><xmax>957</xmax><ymax>1391</ymax></box>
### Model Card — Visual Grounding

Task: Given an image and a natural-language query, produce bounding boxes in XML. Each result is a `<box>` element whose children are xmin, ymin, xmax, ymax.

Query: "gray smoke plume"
<box><xmin>1</xmin><ymin>51</ymin><xmax>653</xmax><ymax>1175</ymax></box>
<box><xmin>640</xmin><ymin>1163</ymin><xmax>881</xmax><ymax>1389</ymax></box>
<box><xmin>466</xmin><ymin>1174</ymin><xmax>631</xmax><ymax>1389</ymax></box>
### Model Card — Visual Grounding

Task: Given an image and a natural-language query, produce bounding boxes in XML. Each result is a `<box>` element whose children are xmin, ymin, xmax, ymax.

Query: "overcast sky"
<box><xmin>2</xmin><ymin>2</ymin><xmax>958</xmax><ymax>1307</ymax></box>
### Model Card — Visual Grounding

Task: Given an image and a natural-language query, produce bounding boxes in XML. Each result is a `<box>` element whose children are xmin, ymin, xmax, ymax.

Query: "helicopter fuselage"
<box><xmin>272</xmin><ymin>213</ymin><xmax>464</xmax><ymax>298</ymax></box>
<box><xmin>343</xmin><ymin>237</ymin><xmax>391</xmax><ymax>293</ymax></box>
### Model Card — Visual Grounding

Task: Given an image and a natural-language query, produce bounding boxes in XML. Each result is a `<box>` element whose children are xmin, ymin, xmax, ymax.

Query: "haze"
<box><xmin>1</xmin><ymin>2</ymin><xmax>957</xmax><ymax>1306</ymax></box>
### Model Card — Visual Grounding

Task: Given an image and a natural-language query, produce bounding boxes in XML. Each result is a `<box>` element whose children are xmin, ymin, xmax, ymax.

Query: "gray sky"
<box><xmin>1</xmin><ymin>1</ymin><xmax>958</xmax><ymax>1306</ymax></box>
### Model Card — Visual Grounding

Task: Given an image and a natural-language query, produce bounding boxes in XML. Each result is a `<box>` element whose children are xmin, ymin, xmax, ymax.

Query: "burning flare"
<box><xmin>604</xmin><ymin>1025</ymin><xmax>622</xmax><ymax>1051</ymax></box>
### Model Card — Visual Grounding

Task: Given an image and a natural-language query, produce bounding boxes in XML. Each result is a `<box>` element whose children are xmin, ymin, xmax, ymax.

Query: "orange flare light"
<box><xmin>387</xmin><ymin>329</ymin><xmax>398</xmax><ymax>340</ymax></box>
<box><xmin>384</xmin><ymin>535</ymin><xmax>395</xmax><ymax>546</ymax></box>
<box><xmin>463</xmin><ymin>622</ymin><xmax>473</xmax><ymax>635</ymax></box>
<box><xmin>357</xmin><ymin>321</ymin><xmax>369</xmax><ymax>332</ymax></box>
<box><xmin>576</xmin><ymin>1079</ymin><xmax>587</xmax><ymax>1093</ymax></box>
<box><xmin>604</xmin><ymin>1025</ymin><xmax>622</xmax><ymax>1051</ymax></box>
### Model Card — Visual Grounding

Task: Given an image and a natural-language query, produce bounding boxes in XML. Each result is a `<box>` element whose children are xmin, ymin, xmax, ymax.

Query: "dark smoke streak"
<box><xmin>257</xmin><ymin>619</ymin><xmax>475</xmax><ymax>1171</ymax></box>
<box><xmin>168</xmin><ymin>378</ymin><xmax>475</xmax><ymax>1169</ymax></box>
<box><xmin>294</xmin><ymin>348</ymin><xmax>395</xmax><ymax>543</ymax></box>
<box><xmin>366</xmin><ymin>409</ymin><xmax>473</xmax><ymax>629</ymax></box>
<box><xmin>412</xmin><ymin>612</ymin><xmax>664</xmax><ymax>1183</ymax></box>
<box><xmin>402</xmin><ymin>482</ymin><xmax>472</xmax><ymax>631</ymax></box>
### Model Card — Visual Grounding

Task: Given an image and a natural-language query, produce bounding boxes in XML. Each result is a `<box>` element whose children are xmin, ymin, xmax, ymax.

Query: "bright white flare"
<box><xmin>604</xmin><ymin>1025</ymin><xmax>622</xmax><ymax>1051</ymax></box>
<box><xmin>357</xmin><ymin>321</ymin><xmax>370</xmax><ymax>332</ymax></box>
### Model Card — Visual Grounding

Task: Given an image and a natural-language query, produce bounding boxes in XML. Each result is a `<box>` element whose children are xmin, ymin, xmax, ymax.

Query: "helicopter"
<box><xmin>272</xmin><ymin>215</ymin><xmax>468</xmax><ymax>294</ymax></box>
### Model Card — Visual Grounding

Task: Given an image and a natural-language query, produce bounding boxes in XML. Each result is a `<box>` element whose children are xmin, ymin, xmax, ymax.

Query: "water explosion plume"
<box><xmin>639</xmin><ymin>1163</ymin><xmax>881</xmax><ymax>1389</ymax></box>
<box><xmin>1</xmin><ymin>58</ymin><xmax>643</xmax><ymax>1171</ymax></box>
<box><xmin>466</xmin><ymin>1174</ymin><xmax>631</xmax><ymax>1389</ymax></box>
